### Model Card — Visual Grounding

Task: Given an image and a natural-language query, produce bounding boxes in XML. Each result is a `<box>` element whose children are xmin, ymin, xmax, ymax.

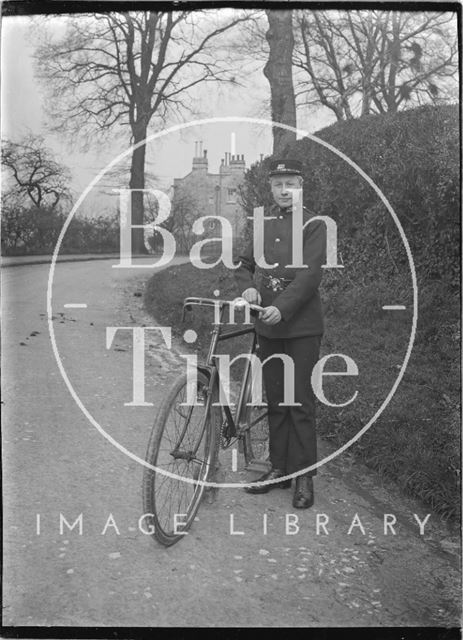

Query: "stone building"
<box><xmin>172</xmin><ymin>142</ymin><xmax>247</xmax><ymax>247</ymax></box>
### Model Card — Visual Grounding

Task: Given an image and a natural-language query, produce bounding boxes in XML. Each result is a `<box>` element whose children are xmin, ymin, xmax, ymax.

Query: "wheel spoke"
<box><xmin>143</xmin><ymin>373</ymin><xmax>219</xmax><ymax>545</ymax></box>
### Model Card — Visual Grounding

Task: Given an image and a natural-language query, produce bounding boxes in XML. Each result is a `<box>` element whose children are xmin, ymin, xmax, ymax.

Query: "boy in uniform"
<box><xmin>235</xmin><ymin>159</ymin><xmax>326</xmax><ymax>508</ymax></box>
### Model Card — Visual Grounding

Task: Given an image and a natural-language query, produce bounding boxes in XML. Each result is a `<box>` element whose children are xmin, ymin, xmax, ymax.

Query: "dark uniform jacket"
<box><xmin>235</xmin><ymin>203</ymin><xmax>327</xmax><ymax>339</ymax></box>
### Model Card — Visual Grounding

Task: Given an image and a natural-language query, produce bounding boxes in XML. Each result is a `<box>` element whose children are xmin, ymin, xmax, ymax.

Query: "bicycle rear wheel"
<box><xmin>142</xmin><ymin>371</ymin><xmax>220</xmax><ymax>546</ymax></box>
<box><xmin>241</xmin><ymin>372</ymin><xmax>270</xmax><ymax>471</ymax></box>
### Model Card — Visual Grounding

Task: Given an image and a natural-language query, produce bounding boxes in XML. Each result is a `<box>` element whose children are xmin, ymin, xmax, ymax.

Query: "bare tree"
<box><xmin>35</xmin><ymin>10</ymin><xmax>250</xmax><ymax>252</ymax></box>
<box><xmin>1</xmin><ymin>135</ymin><xmax>72</xmax><ymax>209</ymax></box>
<box><xmin>293</xmin><ymin>9</ymin><xmax>458</xmax><ymax>120</ymax></box>
<box><xmin>263</xmin><ymin>10</ymin><xmax>297</xmax><ymax>154</ymax></box>
<box><xmin>168</xmin><ymin>185</ymin><xmax>206</xmax><ymax>253</ymax></box>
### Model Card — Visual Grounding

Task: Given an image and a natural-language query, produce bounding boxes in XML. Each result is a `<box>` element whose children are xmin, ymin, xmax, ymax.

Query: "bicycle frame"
<box><xmin>183</xmin><ymin>297</ymin><xmax>269</xmax><ymax>470</ymax></box>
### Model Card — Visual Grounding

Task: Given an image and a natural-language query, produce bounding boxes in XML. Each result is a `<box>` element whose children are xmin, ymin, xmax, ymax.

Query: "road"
<box><xmin>2</xmin><ymin>257</ymin><xmax>461</xmax><ymax>627</ymax></box>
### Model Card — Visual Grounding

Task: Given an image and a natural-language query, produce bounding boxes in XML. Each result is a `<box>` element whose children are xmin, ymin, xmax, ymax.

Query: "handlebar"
<box><xmin>182</xmin><ymin>296</ymin><xmax>263</xmax><ymax>322</ymax></box>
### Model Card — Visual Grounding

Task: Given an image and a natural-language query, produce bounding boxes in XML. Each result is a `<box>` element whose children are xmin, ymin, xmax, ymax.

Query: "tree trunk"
<box><xmin>129</xmin><ymin>124</ymin><xmax>148</xmax><ymax>255</ymax></box>
<box><xmin>361</xmin><ymin>17</ymin><xmax>375</xmax><ymax>116</ymax></box>
<box><xmin>386</xmin><ymin>12</ymin><xmax>401</xmax><ymax>113</ymax></box>
<box><xmin>263</xmin><ymin>10</ymin><xmax>297</xmax><ymax>156</ymax></box>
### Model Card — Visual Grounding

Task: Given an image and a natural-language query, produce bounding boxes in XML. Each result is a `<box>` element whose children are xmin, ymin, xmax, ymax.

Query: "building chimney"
<box><xmin>192</xmin><ymin>141</ymin><xmax>207</xmax><ymax>171</ymax></box>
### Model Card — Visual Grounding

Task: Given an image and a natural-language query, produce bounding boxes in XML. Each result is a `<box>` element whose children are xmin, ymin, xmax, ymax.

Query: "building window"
<box><xmin>227</xmin><ymin>188</ymin><xmax>237</xmax><ymax>203</ymax></box>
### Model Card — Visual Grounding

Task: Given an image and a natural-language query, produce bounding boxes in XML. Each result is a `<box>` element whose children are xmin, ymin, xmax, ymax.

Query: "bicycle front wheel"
<box><xmin>142</xmin><ymin>371</ymin><xmax>220</xmax><ymax>546</ymax></box>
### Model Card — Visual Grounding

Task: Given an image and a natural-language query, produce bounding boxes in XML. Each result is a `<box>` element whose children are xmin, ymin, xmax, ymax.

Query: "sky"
<box><xmin>1</xmin><ymin>13</ymin><xmax>334</xmax><ymax>216</ymax></box>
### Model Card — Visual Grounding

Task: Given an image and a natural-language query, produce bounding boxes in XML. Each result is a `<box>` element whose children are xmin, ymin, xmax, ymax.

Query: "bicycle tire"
<box><xmin>142</xmin><ymin>371</ymin><xmax>220</xmax><ymax>546</ymax></box>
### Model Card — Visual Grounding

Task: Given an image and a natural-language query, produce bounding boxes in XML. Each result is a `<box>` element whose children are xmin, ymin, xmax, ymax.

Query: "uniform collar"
<box><xmin>271</xmin><ymin>203</ymin><xmax>310</xmax><ymax>216</ymax></box>
<box><xmin>270</xmin><ymin>203</ymin><xmax>292</xmax><ymax>215</ymax></box>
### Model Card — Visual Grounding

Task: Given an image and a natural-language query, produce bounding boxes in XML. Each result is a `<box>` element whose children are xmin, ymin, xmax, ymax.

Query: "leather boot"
<box><xmin>292</xmin><ymin>475</ymin><xmax>314</xmax><ymax>509</ymax></box>
<box><xmin>245</xmin><ymin>468</ymin><xmax>291</xmax><ymax>494</ymax></box>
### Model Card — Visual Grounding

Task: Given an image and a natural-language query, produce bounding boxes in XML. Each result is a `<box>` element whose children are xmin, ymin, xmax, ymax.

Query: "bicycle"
<box><xmin>142</xmin><ymin>296</ymin><xmax>270</xmax><ymax>547</ymax></box>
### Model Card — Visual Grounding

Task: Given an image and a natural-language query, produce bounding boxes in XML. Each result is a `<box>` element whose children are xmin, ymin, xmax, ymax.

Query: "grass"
<box><xmin>144</xmin><ymin>261</ymin><xmax>460</xmax><ymax>520</ymax></box>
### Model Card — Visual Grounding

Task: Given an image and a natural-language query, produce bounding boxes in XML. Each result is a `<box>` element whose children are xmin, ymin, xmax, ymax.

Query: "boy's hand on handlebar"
<box><xmin>242</xmin><ymin>287</ymin><xmax>262</xmax><ymax>305</ymax></box>
<box><xmin>259</xmin><ymin>306</ymin><xmax>282</xmax><ymax>325</ymax></box>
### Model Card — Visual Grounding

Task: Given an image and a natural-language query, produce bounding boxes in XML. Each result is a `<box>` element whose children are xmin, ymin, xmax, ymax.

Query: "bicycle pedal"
<box><xmin>246</xmin><ymin>459</ymin><xmax>272</xmax><ymax>473</ymax></box>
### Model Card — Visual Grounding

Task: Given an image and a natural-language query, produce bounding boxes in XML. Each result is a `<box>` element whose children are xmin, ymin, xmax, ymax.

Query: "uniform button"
<box><xmin>275</xmin><ymin>238</ymin><xmax>281</xmax><ymax>242</ymax></box>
